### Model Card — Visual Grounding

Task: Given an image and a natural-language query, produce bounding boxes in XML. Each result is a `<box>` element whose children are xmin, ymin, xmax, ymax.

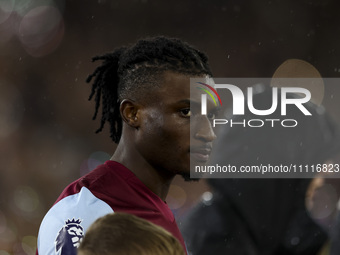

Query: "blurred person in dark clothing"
<box><xmin>181</xmin><ymin>84</ymin><xmax>340</xmax><ymax>255</ymax></box>
<box><xmin>330</xmin><ymin>212</ymin><xmax>340</xmax><ymax>255</ymax></box>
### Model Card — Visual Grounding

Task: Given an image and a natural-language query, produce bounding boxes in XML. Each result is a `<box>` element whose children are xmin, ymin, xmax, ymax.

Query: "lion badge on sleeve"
<box><xmin>55</xmin><ymin>218</ymin><xmax>84</xmax><ymax>255</ymax></box>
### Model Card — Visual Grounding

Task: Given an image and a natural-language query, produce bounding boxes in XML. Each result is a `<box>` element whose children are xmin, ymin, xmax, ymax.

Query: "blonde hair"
<box><xmin>78</xmin><ymin>213</ymin><xmax>185</xmax><ymax>255</ymax></box>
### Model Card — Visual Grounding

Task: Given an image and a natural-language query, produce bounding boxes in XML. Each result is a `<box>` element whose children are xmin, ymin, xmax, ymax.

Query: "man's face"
<box><xmin>135</xmin><ymin>71</ymin><xmax>218</xmax><ymax>179</ymax></box>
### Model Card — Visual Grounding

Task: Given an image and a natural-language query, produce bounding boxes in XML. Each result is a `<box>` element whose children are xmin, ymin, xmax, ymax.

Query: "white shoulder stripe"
<box><xmin>37</xmin><ymin>186</ymin><xmax>113</xmax><ymax>255</ymax></box>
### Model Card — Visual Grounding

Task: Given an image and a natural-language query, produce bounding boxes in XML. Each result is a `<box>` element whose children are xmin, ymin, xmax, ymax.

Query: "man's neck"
<box><xmin>111</xmin><ymin>141</ymin><xmax>175</xmax><ymax>201</ymax></box>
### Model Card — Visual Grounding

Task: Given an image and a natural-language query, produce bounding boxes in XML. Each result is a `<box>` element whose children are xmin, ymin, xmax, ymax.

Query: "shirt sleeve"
<box><xmin>37</xmin><ymin>186</ymin><xmax>113</xmax><ymax>255</ymax></box>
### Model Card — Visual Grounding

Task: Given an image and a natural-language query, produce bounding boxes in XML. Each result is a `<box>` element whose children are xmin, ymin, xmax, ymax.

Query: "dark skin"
<box><xmin>111</xmin><ymin>71</ymin><xmax>218</xmax><ymax>201</ymax></box>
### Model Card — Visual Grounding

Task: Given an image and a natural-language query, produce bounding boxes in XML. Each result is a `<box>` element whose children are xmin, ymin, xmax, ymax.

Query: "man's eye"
<box><xmin>180</xmin><ymin>109</ymin><xmax>191</xmax><ymax>117</ymax></box>
<box><xmin>207</xmin><ymin>112</ymin><xmax>215</xmax><ymax>120</ymax></box>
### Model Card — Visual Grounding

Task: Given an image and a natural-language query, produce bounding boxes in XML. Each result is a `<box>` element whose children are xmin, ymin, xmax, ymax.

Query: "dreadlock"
<box><xmin>86</xmin><ymin>36</ymin><xmax>212</xmax><ymax>143</ymax></box>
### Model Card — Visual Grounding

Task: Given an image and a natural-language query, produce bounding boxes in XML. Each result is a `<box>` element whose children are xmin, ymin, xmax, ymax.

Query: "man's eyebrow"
<box><xmin>176</xmin><ymin>99</ymin><xmax>200</xmax><ymax>106</ymax></box>
<box><xmin>213</xmin><ymin>106</ymin><xmax>222</xmax><ymax>113</ymax></box>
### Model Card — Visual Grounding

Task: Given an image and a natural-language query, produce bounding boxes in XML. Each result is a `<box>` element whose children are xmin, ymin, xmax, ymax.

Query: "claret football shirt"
<box><xmin>37</xmin><ymin>161</ymin><xmax>186</xmax><ymax>255</ymax></box>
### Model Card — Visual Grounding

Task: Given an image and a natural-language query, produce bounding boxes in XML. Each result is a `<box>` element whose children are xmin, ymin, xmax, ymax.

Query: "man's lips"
<box><xmin>190</xmin><ymin>146</ymin><xmax>212</xmax><ymax>162</ymax></box>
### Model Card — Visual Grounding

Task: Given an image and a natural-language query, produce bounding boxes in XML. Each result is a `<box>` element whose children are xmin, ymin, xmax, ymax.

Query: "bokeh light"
<box><xmin>89</xmin><ymin>151</ymin><xmax>111</xmax><ymax>169</ymax></box>
<box><xmin>0</xmin><ymin>81</ymin><xmax>24</xmax><ymax>139</ymax></box>
<box><xmin>0</xmin><ymin>219</ymin><xmax>16</xmax><ymax>250</ymax></box>
<box><xmin>271</xmin><ymin>59</ymin><xmax>325</xmax><ymax>105</ymax></box>
<box><xmin>21</xmin><ymin>236</ymin><xmax>37</xmax><ymax>255</ymax></box>
<box><xmin>12</xmin><ymin>0</ymin><xmax>56</xmax><ymax>17</ymax></box>
<box><xmin>0</xmin><ymin>0</ymin><xmax>15</xmax><ymax>24</ymax></box>
<box><xmin>201</xmin><ymin>191</ymin><xmax>213</xmax><ymax>206</ymax></box>
<box><xmin>0</xmin><ymin>0</ymin><xmax>65</xmax><ymax>55</ymax></box>
<box><xmin>167</xmin><ymin>185</ymin><xmax>187</xmax><ymax>210</ymax></box>
<box><xmin>18</xmin><ymin>5</ymin><xmax>64</xmax><ymax>57</ymax></box>
<box><xmin>308</xmin><ymin>183</ymin><xmax>338</xmax><ymax>220</ymax></box>
<box><xmin>80</xmin><ymin>151</ymin><xmax>111</xmax><ymax>176</ymax></box>
<box><xmin>11</xmin><ymin>186</ymin><xmax>41</xmax><ymax>218</ymax></box>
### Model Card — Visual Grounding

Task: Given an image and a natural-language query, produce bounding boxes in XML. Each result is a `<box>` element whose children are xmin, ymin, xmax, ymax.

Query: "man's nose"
<box><xmin>194</xmin><ymin>116</ymin><xmax>216</xmax><ymax>142</ymax></box>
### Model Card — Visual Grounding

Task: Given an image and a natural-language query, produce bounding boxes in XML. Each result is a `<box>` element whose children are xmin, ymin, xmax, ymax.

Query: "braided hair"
<box><xmin>86</xmin><ymin>36</ymin><xmax>212</xmax><ymax>143</ymax></box>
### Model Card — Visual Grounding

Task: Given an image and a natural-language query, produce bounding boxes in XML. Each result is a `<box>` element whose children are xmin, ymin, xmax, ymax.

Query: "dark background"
<box><xmin>1</xmin><ymin>0</ymin><xmax>340</xmax><ymax>253</ymax></box>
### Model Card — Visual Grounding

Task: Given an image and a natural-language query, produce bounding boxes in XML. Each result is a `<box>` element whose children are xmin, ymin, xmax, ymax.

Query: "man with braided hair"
<box><xmin>36</xmin><ymin>36</ymin><xmax>218</xmax><ymax>255</ymax></box>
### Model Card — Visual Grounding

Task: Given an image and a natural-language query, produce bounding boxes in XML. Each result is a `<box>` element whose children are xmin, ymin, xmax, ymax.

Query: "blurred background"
<box><xmin>2</xmin><ymin>0</ymin><xmax>340</xmax><ymax>254</ymax></box>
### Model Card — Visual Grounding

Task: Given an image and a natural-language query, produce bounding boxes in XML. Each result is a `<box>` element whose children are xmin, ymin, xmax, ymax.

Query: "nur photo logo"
<box><xmin>195</xmin><ymin>79</ymin><xmax>313</xmax><ymax>128</ymax></box>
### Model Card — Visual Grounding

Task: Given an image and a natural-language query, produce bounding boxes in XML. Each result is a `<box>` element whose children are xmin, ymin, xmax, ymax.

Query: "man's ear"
<box><xmin>120</xmin><ymin>99</ymin><xmax>141</xmax><ymax>128</ymax></box>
